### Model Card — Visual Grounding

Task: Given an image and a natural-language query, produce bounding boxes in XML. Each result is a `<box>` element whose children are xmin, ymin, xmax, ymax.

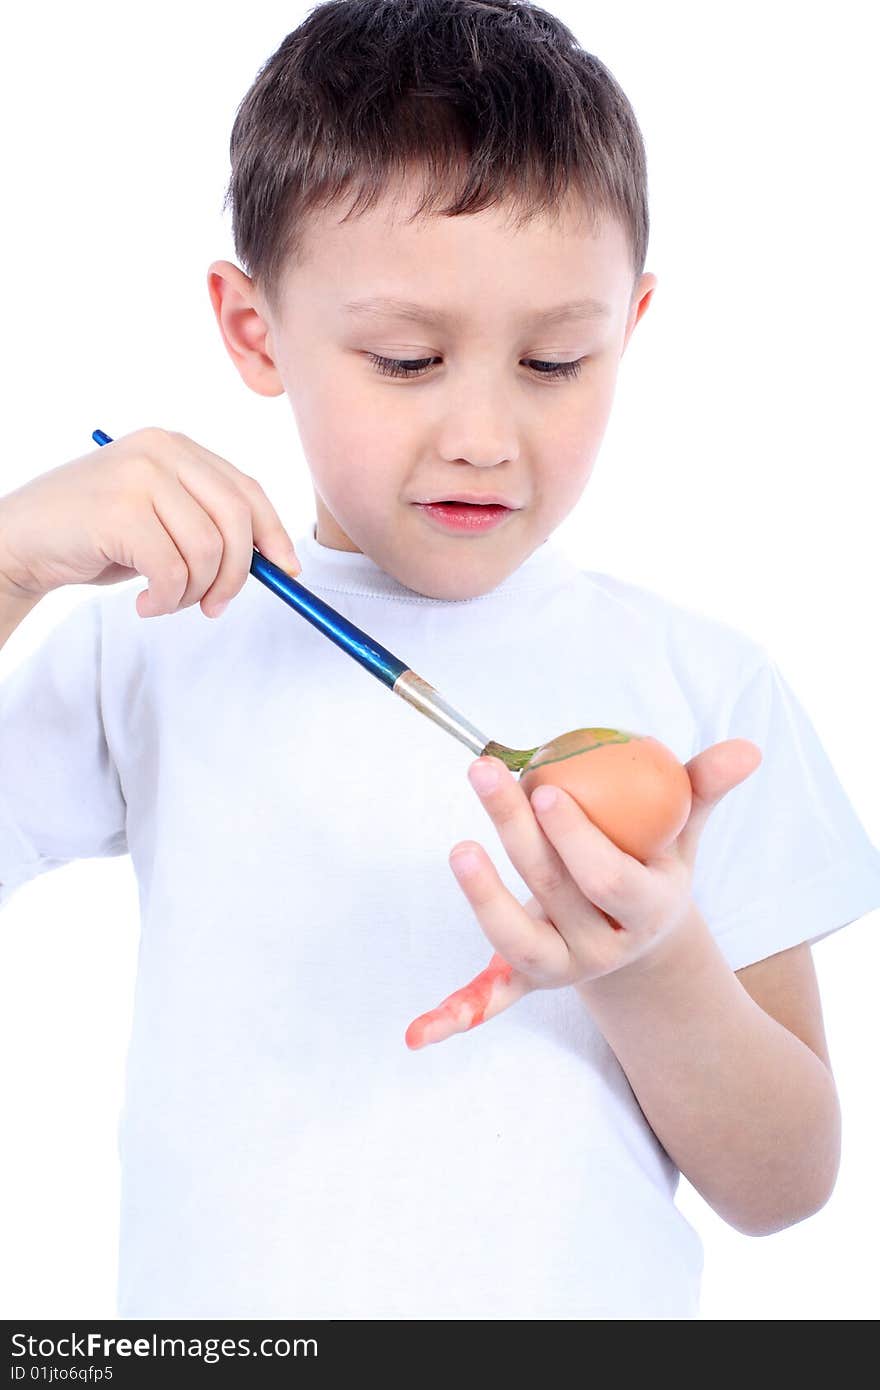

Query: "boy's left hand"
<box><xmin>405</xmin><ymin>738</ymin><xmax>762</xmax><ymax>1049</ymax></box>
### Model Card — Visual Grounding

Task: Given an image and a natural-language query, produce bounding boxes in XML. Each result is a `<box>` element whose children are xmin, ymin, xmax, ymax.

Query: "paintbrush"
<box><xmin>91</xmin><ymin>428</ymin><xmax>539</xmax><ymax>772</ymax></box>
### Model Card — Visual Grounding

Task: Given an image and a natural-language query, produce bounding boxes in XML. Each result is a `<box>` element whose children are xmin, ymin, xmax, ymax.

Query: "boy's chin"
<box><xmin>398</xmin><ymin>553</ymin><xmax>521</xmax><ymax>601</ymax></box>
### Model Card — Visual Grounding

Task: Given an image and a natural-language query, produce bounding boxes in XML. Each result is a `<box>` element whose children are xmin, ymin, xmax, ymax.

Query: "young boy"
<box><xmin>1</xmin><ymin>0</ymin><xmax>878</xmax><ymax>1321</ymax></box>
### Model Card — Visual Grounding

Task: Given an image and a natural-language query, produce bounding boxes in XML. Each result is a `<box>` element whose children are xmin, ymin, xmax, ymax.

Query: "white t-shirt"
<box><xmin>2</xmin><ymin>525</ymin><xmax>879</xmax><ymax>1320</ymax></box>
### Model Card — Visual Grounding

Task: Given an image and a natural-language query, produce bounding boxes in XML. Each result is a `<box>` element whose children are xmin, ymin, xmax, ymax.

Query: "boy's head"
<box><xmin>208</xmin><ymin>0</ymin><xmax>656</xmax><ymax>600</ymax></box>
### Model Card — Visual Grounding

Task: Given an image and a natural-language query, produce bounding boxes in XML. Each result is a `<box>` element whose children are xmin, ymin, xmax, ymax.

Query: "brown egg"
<box><xmin>519</xmin><ymin>727</ymin><xmax>692</xmax><ymax>862</ymax></box>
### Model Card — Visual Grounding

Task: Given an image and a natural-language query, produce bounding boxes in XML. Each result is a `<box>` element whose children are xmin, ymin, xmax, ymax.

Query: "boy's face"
<box><xmin>208</xmin><ymin>178</ymin><xmax>655</xmax><ymax>599</ymax></box>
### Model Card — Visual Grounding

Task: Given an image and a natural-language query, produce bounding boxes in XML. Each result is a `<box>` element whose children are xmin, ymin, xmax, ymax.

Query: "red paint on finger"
<box><xmin>405</xmin><ymin>953</ymin><xmax>514</xmax><ymax>1050</ymax></box>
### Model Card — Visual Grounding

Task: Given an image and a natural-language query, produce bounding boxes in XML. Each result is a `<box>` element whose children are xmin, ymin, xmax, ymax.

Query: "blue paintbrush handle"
<box><xmin>91</xmin><ymin>429</ymin><xmax>408</xmax><ymax>689</ymax></box>
<box><xmin>90</xmin><ymin>430</ymin><xmax>495</xmax><ymax>756</ymax></box>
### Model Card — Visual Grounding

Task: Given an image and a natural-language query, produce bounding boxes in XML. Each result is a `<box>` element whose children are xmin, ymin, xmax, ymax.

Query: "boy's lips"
<box><xmin>412</xmin><ymin>491</ymin><xmax>523</xmax><ymax>508</ymax></box>
<box><xmin>413</xmin><ymin>500</ymin><xmax>517</xmax><ymax>533</ymax></box>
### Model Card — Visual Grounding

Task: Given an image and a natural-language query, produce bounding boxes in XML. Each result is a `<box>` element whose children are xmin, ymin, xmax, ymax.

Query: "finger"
<box><xmin>172</xmin><ymin>471</ymin><xmax>256</xmax><ymax>616</ymax></box>
<box><xmin>405</xmin><ymin>953</ymin><xmax>535</xmax><ymax>1049</ymax></box>
<box><xmin>529</xmin><ymin>783</ymin><xmax>653</xmax><ymax>931</ymax></box>
<box><xmin>130</xmin><ymin>507</ymin><xmax>192</xmax><ymax>618</ymax></box>
<box><xmin>172</xmin><ymin>434</ymin><xmax>302</xmax><ymax>577</ymax></box>
<box><xmin>147</xmin><ymin>474</ymin><xmax>234</xmax><ymax>615</ymax></box>
<box><xmin>676</xmin><ymin>739</ymin><xmax>763</xmax><ymax>869</ymax></box>
<box><xmin>467</xmin><ymin>756</ymin><xmax>600</xmax><ymax>932</ymax></box>
<box><xmin>448</xmin><ymin>842</ymin><xmax>570</xmax><ymax>978</ymax></box>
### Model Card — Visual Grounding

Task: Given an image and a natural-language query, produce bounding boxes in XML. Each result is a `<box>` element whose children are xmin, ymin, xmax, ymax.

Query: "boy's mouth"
<box><xmin>413</xmin><ymin>499</ymin><xmax>516</xmax><ymax>533</ymax></box>
<box><xmin>414</xmin><ymin>492</ymin><xmax>521</xmax><ymax>508</ymax></box>
<box><xmin>425</xmin><ymin>500</ymin><xmax>508</xmax><ymax>510</ymax></box>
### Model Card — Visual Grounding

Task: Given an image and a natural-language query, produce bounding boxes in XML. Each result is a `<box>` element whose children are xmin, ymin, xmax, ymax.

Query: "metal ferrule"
<box><xmin>392</xmin><ymin>670</ymin><xmax>489</xmax><ymax>757</ymax></box>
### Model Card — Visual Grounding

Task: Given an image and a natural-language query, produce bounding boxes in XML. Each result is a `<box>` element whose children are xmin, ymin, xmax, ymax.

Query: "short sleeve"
<box><xmin>0</xmin><ymin>595</ymin><xmax>128</xmax><ymax>911</ymax></box>
<box><xmin>691</xmin><ymin>649</ymin><xmax>880</xmax><ymax>971</ymax></box>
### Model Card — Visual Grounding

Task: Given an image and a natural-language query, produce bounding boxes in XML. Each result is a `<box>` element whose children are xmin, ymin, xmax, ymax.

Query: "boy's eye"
<box><xmin>366</xmin><ymin>353</ymin><xmax>585</xmax><ymax>381</ymax></box>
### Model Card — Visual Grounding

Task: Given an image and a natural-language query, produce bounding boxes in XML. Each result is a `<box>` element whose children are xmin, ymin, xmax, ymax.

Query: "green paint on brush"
<box><xmin>482</xmin><ymin>740</ymin><xmax>540</xmax><ymax>772</ymax></box>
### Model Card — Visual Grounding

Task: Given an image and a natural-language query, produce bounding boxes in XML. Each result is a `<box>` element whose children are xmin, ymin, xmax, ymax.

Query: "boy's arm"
<box><xmin>0</xmin><ymin>588</ymin><xmax>128</xmax><ymax>905</ymax></box>
<box><xmin>576</xmin><ymin>904</ymin><xmax>841</xmax><ymax>1237</ymax></box>
<box><xmin>735</xmin><ymin>942</ymin><xmax>831</xmax><ymax>1067</ymax></box>
<box><xmin>0</xmin><ymin>589</ymin><xmax>42</xmax><ymax>650</ymax></box>
<box><xmin>0</xmin><ymin>590</ymin><xmax>44</xmax><ymax>891</ymax></box>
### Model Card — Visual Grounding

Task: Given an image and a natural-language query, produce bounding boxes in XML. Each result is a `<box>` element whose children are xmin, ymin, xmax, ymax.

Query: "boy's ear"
<box><xmin>621</xmin><ymin>271</ymin><xmax>657</xmax><ymax>355</ymax></box>
<box><xmin>206</xmin><ymin>259</ymin><xmax>286</xmax><ymax>398</ymax></box>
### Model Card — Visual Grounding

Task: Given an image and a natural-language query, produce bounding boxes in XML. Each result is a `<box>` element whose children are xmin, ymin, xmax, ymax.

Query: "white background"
<box><xmin>1</xmin><ymin>0</ymin><xmax>877</xmax><ymax>1320</ymax></box>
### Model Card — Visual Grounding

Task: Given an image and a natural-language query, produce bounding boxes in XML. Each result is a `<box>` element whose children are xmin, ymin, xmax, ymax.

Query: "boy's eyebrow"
<box><xmin>342</xmin><ymin>294</ymin><xmax>612</xmax><ymax>327</ymax></box>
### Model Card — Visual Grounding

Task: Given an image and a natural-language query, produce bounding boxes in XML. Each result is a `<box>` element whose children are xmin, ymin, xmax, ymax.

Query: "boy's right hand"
<box><xmin>0</xmin><ymin>427</ymin><xmax>302</xmax><ymax>619</ymax></box>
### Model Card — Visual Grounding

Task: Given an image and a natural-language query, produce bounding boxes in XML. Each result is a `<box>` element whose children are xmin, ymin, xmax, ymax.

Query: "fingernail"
<box><xmin>468</xmin><ymin>761</ymin><xmax>500</xmax><ymax>794</ymax></box>
<box><xmin>209</xmin><ymin>600</ymin><xmax>230</xmax><ymax>618</ymax></box>
<box><xmin>531</xmin><ymin>786</ymin><xmax>557</xmax><ymax>812</ymax></box>
<box><xmin>451</xmin><ymin>850</ymin><xmax>481</xmax><ymax>876</ymax></box>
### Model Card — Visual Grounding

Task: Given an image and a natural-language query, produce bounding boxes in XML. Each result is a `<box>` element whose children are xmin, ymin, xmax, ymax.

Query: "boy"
<box><xmin>1</xmin><ymin>0</ymin><xmax>879</xmax><ymax>1320</ymax></box>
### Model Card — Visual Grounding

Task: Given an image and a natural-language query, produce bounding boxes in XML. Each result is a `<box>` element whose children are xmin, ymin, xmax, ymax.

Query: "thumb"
<box><xmin>246</xmin><ymin>495</ymin><xmax>302</xmax><ymax>578</ymax></box>
<box><xmin>255</xmin><ymin>532</ymin><xmax>302</xmax><ymax>579</ymax></box>
<box><xmin>675</xmin><ymin>738</ymin><xmax>763</xmax><ymax>869</ymax></box>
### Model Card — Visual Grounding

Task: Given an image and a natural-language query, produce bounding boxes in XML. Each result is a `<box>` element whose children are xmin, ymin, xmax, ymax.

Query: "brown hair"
<box><xmin>223</xmin><ymin>0</ymin><xmax>649</xmax><ymax>319</ymax></box>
